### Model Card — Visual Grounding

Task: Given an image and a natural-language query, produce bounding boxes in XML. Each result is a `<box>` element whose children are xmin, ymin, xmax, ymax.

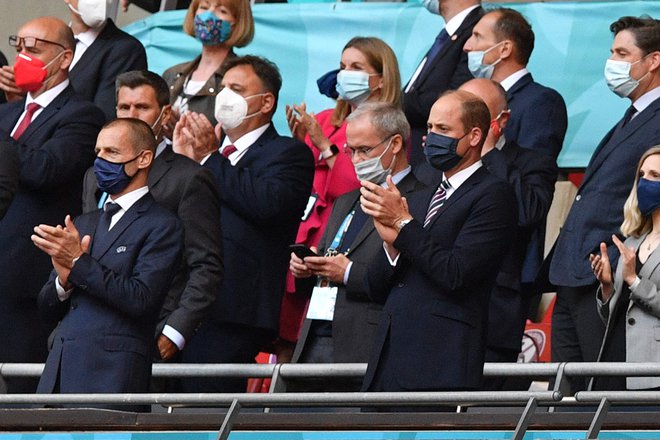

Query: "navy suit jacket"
<box><xmin>203</xmin><ymin>124</ymin><xmax>314</xmax><ymax>335</ymax></box>
<box><xmin>362</xmin><ymin>166</ymin><xmax>517</xmax><ymax>391</ymax></box>
<box><xmin>82</xmin><ymin>145</ymin><xmax>223</xmax><ymax>344</ymax></box>
<box><xmin>69</xmin><ymin>19</ymin><xmax>147</xmax><ymax>120</ymax></box>
<box><xmin>0</xmin><ymin>141</ymin><xmax>19</xmax><ymax>220</ymax></box>
<box><xmin>293</xmin><ymin>171</ymin><xmax>423</xmax><ymax>363</ymax></box>
<box><xmin>0</xmin><ymin>85</ymin><xmax>104</xmax><ymax>386</ymax></box>
<box><xmin>37</xmin><ymin>193</ymin><xmax>183</xmax><ymax>409</ymax></box>
<box><xmin>481</xmin><ymin>140</ymin><xmax>557</xmax><ymax>351</ymax></box>
<box><xmin>404</xmin><ymin>7</ymin><xmax>483</xmax><ymax>164</ymax></box>
<box><xmin>550</xmin><ymin>95</ymin><xmax>660</xmax><ymax>287</ymax></box>
<box><xmin>504</xmin><ymin>73</ymin><xmax>568</xmax><ymax>161</ymax></box>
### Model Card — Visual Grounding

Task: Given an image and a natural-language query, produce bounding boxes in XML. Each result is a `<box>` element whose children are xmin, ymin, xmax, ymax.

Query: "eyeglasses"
<box><xmin>345</xmin><ymin>135</ymin><xmax>394</xmax><ymax>159</ymax></box>
<box><xmin>9</xmin><ymin>35</ymin><xmax>66</xmax><ymax>51</ymax></box>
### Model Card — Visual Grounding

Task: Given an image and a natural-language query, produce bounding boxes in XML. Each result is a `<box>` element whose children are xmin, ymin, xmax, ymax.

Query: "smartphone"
<box><xmin>289</xmin><ymin>244</ymin><xmax>318</xmax><ymax>259</ymax></box>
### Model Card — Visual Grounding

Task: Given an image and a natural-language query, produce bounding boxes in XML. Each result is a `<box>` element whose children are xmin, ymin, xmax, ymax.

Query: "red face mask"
<box><xmin>14</xmin><ymin>51</ymin><xmax>63</xmax><ymax>93</ymax></box>
<box><xmin>489</xmin><ymin>118</ymin><xmax>501</xmax><ymax>139</ymax></box>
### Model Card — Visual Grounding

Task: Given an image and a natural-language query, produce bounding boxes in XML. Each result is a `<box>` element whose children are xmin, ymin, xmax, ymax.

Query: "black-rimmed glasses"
<box><xmin>9</xmin><ymin>35</ymin><xmax>66</xmax><ymax>51</ymax></box>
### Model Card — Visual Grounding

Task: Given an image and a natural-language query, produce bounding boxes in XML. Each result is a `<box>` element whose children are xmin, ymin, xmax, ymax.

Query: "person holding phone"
<box><xmin>591</xmin><ymin>146</ymin><xmax>660</xmax><ymax>391</ymax></box>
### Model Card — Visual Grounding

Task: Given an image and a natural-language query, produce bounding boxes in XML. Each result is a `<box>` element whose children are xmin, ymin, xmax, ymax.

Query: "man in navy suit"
<box><xmin>173</xmin><ymin>55</ymin><xmax>315</xmax><ymax>392</ymax></box>
<box><xmin>65</xmin><ymin>0</ymin><xmax>148</xmax><ymax>120</ymax></box>
<box><xmin>463</xmin><ymin>8</ymin><xmax>567</xmax><ymax>161</ymax></box>
<box><xmin>403</xmin><ymin>0</ymin><xmax>483</xmax><ymax>165</ymax></box>
<box><xmin>461</xmin><ymin>78</ymin><xmax>557</xmax><ymax>389</ymax></box>
<box><xmin>33</xmin><ymin>118</ymin><xmax>183</xmax><ymax>411</ymax></box>
<box><xmin>549</xmin><ymin>16</ymin><xmax>660</xmax><ymax>393</ymax></box>
<box><xmin>81</xmin><ymin>71</ymin><xmax>223</xmax><ymax>364</ymax></box>
<box><xmin>360</xmin><ymin>90</ymin><xmax>516</xmax><ymax>393</ymax></box>
<box><xmin>0</xmin><ymin>141</ymin><xmax>19</xmax><ymax>220</ymax></box>
<box><xmin>290</xmin><ymin>102</ymin><xmax>423</xmax><ymax>371</ymax></box>
<box><xmin>0</xmin><ymin>17</ymin><xmax>105</xmax><ymax>393</ymax></box>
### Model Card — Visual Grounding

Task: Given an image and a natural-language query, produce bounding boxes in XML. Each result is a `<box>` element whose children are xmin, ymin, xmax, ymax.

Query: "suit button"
<box><xmin>628</xmin><ymin>317</ymin><xmax>636</xmax><ymax>325</ymax></box>
<box><xmin>575</xmin><ymin>195</ymin><xmax>581</xmax><ymax>201</ymax></box>
<box><xmin>209</xmin><ymin>87</ymin><xmax>215</xmax><ymax>93</ymax></box>
<box><xmin>397</xmin><ymin>282</ymin><xmax>404</xmax><ymax>288</ymax></box>
<box><xmin>71</xmin><ymin>304</ymin><xmax>76</xmax><ymax>310</ymax></box>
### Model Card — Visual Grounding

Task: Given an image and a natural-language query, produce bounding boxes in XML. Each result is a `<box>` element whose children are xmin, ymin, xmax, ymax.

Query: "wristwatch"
<box><xmin>396</xmin><ymin>217</ymin><xmax>413</xmax><ymax>231</ymax></box>
<box><xmin>320</xmin><ymin>144</ymin><xmax>340</xmax><ymax>159</ymax></box>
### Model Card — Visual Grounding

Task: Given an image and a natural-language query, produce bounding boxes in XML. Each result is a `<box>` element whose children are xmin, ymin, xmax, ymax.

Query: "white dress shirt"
<box><xmin>70</xmin><ymin>25</ymin><xmax>102</xmax><ymax>69</ymax></box>
<box><xmin>11</xmin><ymin>79</ymin><xmax>70</xmax><ymax>137</ymax></box>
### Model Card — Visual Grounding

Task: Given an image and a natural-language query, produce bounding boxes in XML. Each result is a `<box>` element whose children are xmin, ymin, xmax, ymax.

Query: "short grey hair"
<box><xmin>346</xmin><ymin>102</ymin><xmax>410</xmax><ymax>146</ymax></box>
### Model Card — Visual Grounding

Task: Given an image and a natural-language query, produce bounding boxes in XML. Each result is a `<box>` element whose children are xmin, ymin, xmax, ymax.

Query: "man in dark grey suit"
<box><xmin>82</xmin><ymin>71</ymin><xmax>222</xmax><ymax>363</ymax></box>
<box><xmin>549</xmin><ymin>16</ymin><xmax>660</xmax><ymax>393</ymax></box>
<box><xmin>290</xmin><ymin>103</ymin><xmax>422</xmax><ymax>374</ymax></box>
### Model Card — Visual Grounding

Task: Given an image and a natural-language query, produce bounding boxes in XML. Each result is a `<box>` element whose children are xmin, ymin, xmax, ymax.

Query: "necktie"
<box><xmin>621</xmin><ymin>105</ymin><xmax>637</xmax><ymax>129</ymax></box>
<box><xmin>99</xmin><ymin>202</ymin><xmax>122</xmax><ymax>232</ymax></box>
<box><xmin>418</xmin><ymin>29</ymin><xmax>450</xmax><ymax>80</ymax></box>
<box><xmin>222</xmin><ymin>144</ymin><xmax>237</xmax><ymax>158</ymax></box>
<box><xmin>424</xmin><ymin>179</ymin><xmax>451</xmax><ymax>227</ymax></box>
<box><xmin>12</xmin><ymin>102</ymin><xmax>41</xmax><ymax>140</ymax></box>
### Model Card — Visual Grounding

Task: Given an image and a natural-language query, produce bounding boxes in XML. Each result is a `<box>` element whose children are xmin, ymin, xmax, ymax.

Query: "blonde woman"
<box><xmin>590</xmin><ymin>145</ymin><xmax>660</xmax><ymax>390</ymax></box>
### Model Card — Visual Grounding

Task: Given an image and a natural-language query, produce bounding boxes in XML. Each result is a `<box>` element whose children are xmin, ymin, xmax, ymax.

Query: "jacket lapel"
<box><xmin>20</xmin><ymin>86</ymin><xmax>74</xmax><ymax>141</ymax></box>
<box><xmin>425</xmin><ymin>166</ymin><xmax>486</xmax><ymax>229</ymax></box>
<box><xmin>232</xmin><ymin>124</ymin><xmax>278</xmax><ymax>166</ymax></box>
<box><xmin>506</xmin><ymin>73</ymin><xmax>533</xmax><ymax>102</ymax></box>
<box><xmin>148</xmin><ymin>145</ymin><xmax>174</xmax><ymax>188</ymax></box>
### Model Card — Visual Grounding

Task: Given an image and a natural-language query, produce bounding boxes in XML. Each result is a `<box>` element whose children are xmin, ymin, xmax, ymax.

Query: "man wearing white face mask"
<box><xmin>463</xmin><ymin>8</ymin><xmax>567</xmax><ymax>161</ymax></box>
<box><xmin>65</xmin><ymin>0</ymin><xmax>147</xmax><ymax>120</ymax></box>
<box><xmin>173</xmin><ymin>55</ymin><xmax>314</xmax><ymax>393</ymax></box>
<box><xmin>289</xmin><ymin>103</ymin><xmax>421</xmax><ymax>377</ymax></box>
<box><xmin>548</xmin><ymin>16</ymin><xmax>660</xmax><ymax>394</ymax></box>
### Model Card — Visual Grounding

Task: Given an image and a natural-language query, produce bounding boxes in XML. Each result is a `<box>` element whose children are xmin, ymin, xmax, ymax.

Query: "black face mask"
<box><xmin>424</xmin><ymin>131</ymin><xmax>466</xmax><ymax>171</ymax></box>
<box><xmin>316</xmin><ymin>69</ymin><xmax>340</xmax><ymax>100</ymax></box>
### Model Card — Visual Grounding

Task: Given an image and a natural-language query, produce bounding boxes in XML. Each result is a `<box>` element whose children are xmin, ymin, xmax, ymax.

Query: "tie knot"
<box><xmin>104</xmin><ymin>202</ymin><xmax>121</xmax><ymax>216</ymax></box>
<box><xmin>440</xmin><ymin>179</ymin><xmax>451</xmax><ymax>190</ymax></box>
<box><xmin>26</xmin><ymin>102</ymin><xmax>41</xmax><ymax>115</ymax></box>
<box><xmin>222</xmin><ymin>144</ymin><xmax>237</xmax><ymax>158</ymax></box>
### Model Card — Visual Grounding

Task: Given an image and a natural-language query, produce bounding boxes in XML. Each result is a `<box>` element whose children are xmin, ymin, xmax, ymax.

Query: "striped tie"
<box><xmin>424</xmin><ymin>179</ymin><xmax>451</xmax><ymax>227</ymax></box>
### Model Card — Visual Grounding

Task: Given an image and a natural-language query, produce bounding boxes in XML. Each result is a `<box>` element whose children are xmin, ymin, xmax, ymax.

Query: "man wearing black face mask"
<box><xmin>32</xmin><ymin>118</ymin><xmax>183</xmax><ymax>411</ymax></box>
<box><xmin>0</xmin><ymin>17</ymin><xmax>104</xmax><ymax>394</ymax></box>
<box><xmin>360</xmin><ymin>90</ymin><xmax>516</xmax><ymax>395</ymax></box>
<box><xmin>289</xmin><ymin>103</ymin><xmax>422</xmax><ymax>380</ymax></box>
<box><xmin>81</xmin><ymin>71</ymin><xmax>222</xmax><ymax>368</ymax></box>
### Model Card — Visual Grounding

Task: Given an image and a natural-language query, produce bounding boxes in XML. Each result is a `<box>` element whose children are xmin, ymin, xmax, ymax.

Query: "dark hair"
<box><xmin>220</xmin><ymin>55</ymin><xmax>282</xmax><ymax>113</ymax></box>
<box><xmin>490</xmin><ymin>8</ymin><xmax>534</xmax><ymax>65</ymax></box>
<box><xmin>441</xmin><ymin>90</ymin><xmax>490</xmax><ymax>145</ymax></box>
<box><xmin>101</xmin><ymin>118</ymin><xmax>157</xmax><ymax>154</ymax></box>
<box><xmin>115</xmin><ymin>71</ymin><xmax>170</xmax><ymax>108</ymax></box>
<box><xmin>610</xmin><ymin>16</ymin><xmax>660</xmax><ymax>54</ymax></box>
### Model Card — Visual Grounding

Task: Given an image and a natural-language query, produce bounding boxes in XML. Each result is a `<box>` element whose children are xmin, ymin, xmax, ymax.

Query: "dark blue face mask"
<box><xmin>317</xmin><ymin>69</ymin><xmax>339</xmax><ymax>100</ymax></box>
<box><xmin>94</xmin><ymin>152</ymin><xmax>142</xmax><ymax>195</ymax></box>
<box><xmin>637</xmin><ymin>177</ymin><xmax>660</xmax><ymax>217</ymax></box>
<box><xmin>423</xmin><ymin>131</ymin><xmax>466</xmax><ymax>171</ymax></box>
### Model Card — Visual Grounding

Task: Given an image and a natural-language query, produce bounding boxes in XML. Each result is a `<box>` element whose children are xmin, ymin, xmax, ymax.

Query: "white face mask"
<box><xmin>214</xmin><ymin>87</ymin><xmax>265</xmax><ymax>129</ymax></box>
<box><xmin>604</xmin><ymin>57</ymin><xmax>649</xmax><ymax>98</ymax></box>
<box><xmin>354</xmin><ymin>137</ymin><xmax>395</xmax><ymax>184</ymax></box>
<box><xmin>68</xmin><ymin>0</ymin><xmax>110</xmax><ymax>29</ymax></box>
<box><xmin>467</xmin><ymin>41</ymin><xmax>504</xmax><ymax>79</ymax></box>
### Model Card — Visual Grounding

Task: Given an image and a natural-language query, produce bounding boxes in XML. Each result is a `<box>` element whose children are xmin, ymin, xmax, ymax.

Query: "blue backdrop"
<box><xmin>124</xmin><ymin>1</ymin><xmax>660</xmax><ymax>168</ymax></box>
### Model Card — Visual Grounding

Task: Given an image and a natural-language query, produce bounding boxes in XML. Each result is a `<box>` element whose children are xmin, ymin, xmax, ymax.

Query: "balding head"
<box><xmin>19</xmin><ymin>17</ymin><xmax>76</xmax><ymax>51</ymax></box>
<box><xmin>459</xmin><ymin>78</ymin><xmax>508</xmax><ymax>119</ymax></box>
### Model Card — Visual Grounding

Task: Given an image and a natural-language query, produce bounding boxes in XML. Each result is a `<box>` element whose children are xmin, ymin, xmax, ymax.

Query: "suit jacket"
<box><xmin>596</xmin><ymin>234</ymin><xmax>660</xmax><ymax>390</ymax></box>
<box><xmin>362</xmin><ymin>166</ymin><xmax>517</xmax><ymax>391</ymax></box>
<box><xmin>0</xmin><ymin>85</ymin><xmax>104</xmax><ymax>384</ymax></box>
<box><xmin>69</xmin><ymin>19</ymin><xmax>148</xmax><ymax>120</ymax></box>
<box><xmin>403</xmin><ymin>6</ymin><xmax>483</xmax><ymax>164</ymax></box>
<box><xmin>292</xmin><ymin>171</ymin><xmax>423</xmax><ymax>363</ymax></box>
<box><xmin>82</xmin><ymin>145</ymin><xmax>223</xmax><ymax>344</ymax></box>
<box><xmin>0</xmin><ymin>141</ymin><xmax>19</xmax><ymax>220</ymax></box>
<box><xmin>130</xmin><ymin>0</ymin><xmax>190</xmax><ymax>11</ymax></box>
<box><xmin>481</xmin><ymin>140</ymin><xmax>557</xmax><ymax>352</ymax></box>
<box><xmin>504</xmin><ymin>73</ymin><xmax>568</xmax><ymax>161</ymax></box>
<box><xmin>202</xmin><ymin>124</ymin><xmax>314</xmax><ymax>335</ymax></box>
<box><xmin>36</xmin><ymin>193</ymin><xmax>183</xmax><ymax>409</ymax></box>
<box><xmin>550</xmin><ymin>96</ymin><xmax>660</xmax><ymax>287</ymax></box>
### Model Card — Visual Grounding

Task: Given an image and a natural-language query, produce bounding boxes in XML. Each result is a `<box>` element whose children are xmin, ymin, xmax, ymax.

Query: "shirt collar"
<box><xmin>500</xmin><ymin>68</ymin><xmax>529</xmax><ymax>92</ymax></box>
<box><xmin>27</xmin><ymin>79</ymin><xmax>70</xmax><ymax>109</ymax></box>
<box><xmin>443</xmin><ymin>160</ymin><xmax>483</xmax><ymax>190</ymax></box>
<box><xmin>444</xmin><ymin>4</ymin><xmax>480</xmax><ymax>36</ymax></box>
<box><xmin>632</xmin><ymin>86</ymin><xmax>660</xmax><ymax>114</ymax></box>
<box><xmin>107</xmin><ymin>186</ymin><xmax>149</xmax><ymax>212</ymax></box>
<box><xmin>155</xmin><ymin>138</ymin><xmax>170</xmax><ymax>158</ymax></box>
<box><xmin>222</xmin><ymin>123</ymin><xmax>270</xmax><ymax>154</ymax></box>
<box><xmin>495</xmin><ymin>135</ymin><xmax>506</xmax><ymax>151</ymax></box>
<box><xmin>380</xmin><ymin>166</ymin><xmax>411</xmax><ymax>189</ymax></box>
<box><xmin>73</xmin><ymin>26</ymin><xmax>101</xmax><ymax>48</ymax></box>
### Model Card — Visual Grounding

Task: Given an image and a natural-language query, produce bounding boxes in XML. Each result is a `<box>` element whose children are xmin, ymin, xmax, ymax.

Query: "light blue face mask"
<box><xmin>335</xmin><ymin>70</ymin><xmax>373</xmax><ymax>106</ymax></box>
<box><xmin>604</xmin><ymin>57</ymin><xmax>649</xmax><ymax>98</ymax></box>
<box><xmin>467</xmin><ymin>41</ymin><xmax>504</xmax><ymax>79</ymax></box>
<box><xmin>421</xmin><ymin>0</ymin><xmax>440</xmax><ymax>15</ymax></box>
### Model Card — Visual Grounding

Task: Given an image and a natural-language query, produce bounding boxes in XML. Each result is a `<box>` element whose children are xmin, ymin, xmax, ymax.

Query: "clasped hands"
<box><xmin>360</xmin><ymin>176</ymin><xmax>411</xmax><ymax>248</ymax></box>
<box><xmin>289</xmin><ymin>246</ymin><xmax>350</xmax><ymax>284</ymax></box>
<box><xmin>172</xmin><ymin>112</ymin><xmax>222</xmax><ymax>163</ymax></box>
<box><xmin>590</xmin><ymin>234</ymin><xmax>637</xmax><ymax>302</ymax></box>
<box><xmin>31</xmin><ymin>215</ymin><xmax>91</xmax><ymax>289</ymax></box>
